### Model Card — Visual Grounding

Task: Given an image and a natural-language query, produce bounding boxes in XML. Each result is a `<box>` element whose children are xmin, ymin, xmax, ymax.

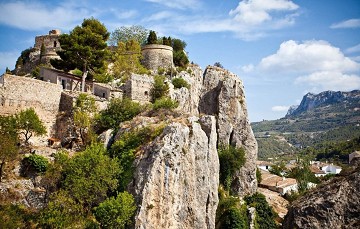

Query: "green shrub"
<box><xmin>256</xmin><ymin>168</ymin><xmax>262</xmax><ymax>183</ymax></box>
<box><xmin>216</xmin><ymin>187</ymin><xmax>249</xmax><ymax>229</ymax></box>
<box><xmin>150</xmin><ymin>75</ymin><xmax>169</xmax><ymax>102</ymax></box>
<box><xmin>24</xmin><ymin>154</ymin><xmax>49</xmax><ymax>173</ymax></box>
<box><xmin>172</xmin><ymin>77</ymin><xmax>190</xmax><ymax>89</ymax></box>
<box><xmin>244</xmin><ymin>193</ymin><xmax>277</xmax><ymax>229</ymax></box>
<box><xmin>157</xmin><ymin>67</ymin><xmax>165</xmax><ymax>75</ymax></box>
<box><xmin>218</xmin><ymin>145</ymin><xmax>246</xmax><ymax>191</ymax></box>
<box><xmin>153</xmin><ymin>97</ymin><xmax>179</xmax><ymax>110</ymax></box>
<box><xmin>97</xmin><ymin>98</ymin><xmax>143</xmax><ymax>131</ymax></box>
<box><xmin>110</xmin><ymin>126</ymin><xmax>164</xmax><ymax>191</ymax></box>
<box><xmin>94</xmin><ymin>191</ymin><xmax>136</xmax><ymax>229</ymax></box>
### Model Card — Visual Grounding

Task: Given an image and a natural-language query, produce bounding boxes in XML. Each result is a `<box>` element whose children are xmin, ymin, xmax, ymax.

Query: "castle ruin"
<box><xmin>141</xmin><ymin>44</ymin><xmax>174</xmax><ymax>72</ymax></box>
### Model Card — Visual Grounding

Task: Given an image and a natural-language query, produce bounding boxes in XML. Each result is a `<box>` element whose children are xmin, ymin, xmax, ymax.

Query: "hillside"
<box><xmin>252</xmin><ymin>90</ymin><xmax>360</xmax><ymax>159</ymax></box>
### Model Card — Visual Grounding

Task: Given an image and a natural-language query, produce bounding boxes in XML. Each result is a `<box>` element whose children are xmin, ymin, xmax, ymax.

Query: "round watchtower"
<box><xmin>141</xmin><ymin>44</ymin><xmax>173</xmax><ymax>72</ymax></box>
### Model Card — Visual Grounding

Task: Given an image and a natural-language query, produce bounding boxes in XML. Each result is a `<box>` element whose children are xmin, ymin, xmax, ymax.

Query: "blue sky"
<box><xmin>0</xmin><ymin>0</ymin><xmax>359</xmax><ymax>122</ymax></box>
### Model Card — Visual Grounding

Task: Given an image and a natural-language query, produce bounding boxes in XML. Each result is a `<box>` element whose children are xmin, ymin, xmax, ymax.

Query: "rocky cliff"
<box><xmin>283</xmin><ymin>164</ymin><xmax>360</xmax><ymax>229</ymax></box>
<box><xmin>199</xmin><ymin>66</ymin><xmax>257</xmax><ymax>197</ymax></box>
<box><xmin>286</xmin><ymin>90</ymin><xmax>360</xmax><ymax>117</ymax></box>
<box><xmin>131</xmin><ymin>116</ymin><xmax>219</xmax><ymax>229</ymax></box>
<box><xmin>126</xmin><ymin>65</ymin><xmax>257</xmax><ymax>228</ymax></box>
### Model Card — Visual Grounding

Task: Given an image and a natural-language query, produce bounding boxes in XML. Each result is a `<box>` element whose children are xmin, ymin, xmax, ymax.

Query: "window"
<box><xmin>54</xmin><ymin>41</ymin><xmax>57</xmax><ymax>47</ymax></box>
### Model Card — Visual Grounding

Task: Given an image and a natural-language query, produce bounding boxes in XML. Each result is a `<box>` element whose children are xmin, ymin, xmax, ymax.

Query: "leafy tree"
<box><xmin>268</xmin><ymin>162</ymin><xmax>286</xmax><ymax>177</ymax></box>
<box><xmin>62</xmin><ymin>143</ymin><xmax>120</xmax><ymax>210</ymax></box>
<box><xmin>112</xmin><ymin>39</ymin><xmax>148</xmax><ymax>81</ymax></box>
<box><xmin>162</xmin><ymin>36</ymin><xmax>172</xmax><ymax>46</ymax></box>
<box><xmin>51</xmin><ymin>18</ymin><xmax>110</xmax><ymax>80</ymax></box>
<box><xmin>172</xmin><ymin>38</ymin><xmax>189</xmax><ymax>68</ymax></box>
<box><xmin>38</xmin><ymin>190</ymin><xmax>87</xmax><ymax>229</ymax></box>
<box><xmin>287</xmin><ymin>160</ymin><xmax>319</xmax><ymax>193</ymax></box>
<box><xmin>94</xmin><ymin>191</ymin><xmax>136</xmax><ymax>229</ymax></box>
<box><xmin>218</xmin><ymin>145</ymin><xmax>246</xmax><ymax>191</ymax></box>
<box><xmin>150</xmin><ymin>75</ymin><xmax>169</xmax><ymax>102</ymax></box>
<box><xmin>147</xmin><ymin>30</ymin><xmax>158</xmax><ymax>44</ymax></box>
<box><xmin>172</xmin><ymin>39</ymin><xmax>186</xmax><ymax>52</ymax></box>
<box><xmin>73</xmin><ymin>93</ymin><xmax>97</xmax><ymax>145</ymax></box>
<box><xmin>245</xmin><ymin>193</ymin><xmax>277</xmax><ymax>229</ymax></box>
<box><xmin>97</xmin><ymin>97</ymin><xmax>143</xmax><ymax>131</ymax></box>
<box><xmin>0</xmin><ymin>115</ymin><xmax>18</xmax><ymax>182</ymax></box>
<box><xmin>17</xmin><ymin>108</ymin><xmax>46</xmax><ymax>144</ymax></box>
<box><xmin>110</xmin><ymin>25</ymin><xmax>148</xmax><ymax>46</ymax></box>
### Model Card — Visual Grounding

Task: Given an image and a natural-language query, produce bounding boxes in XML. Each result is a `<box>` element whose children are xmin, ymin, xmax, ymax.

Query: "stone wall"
<box><xmin>141</xmin><ymin>44</ymin><xmax>173</xmax><ymax>72</ymax></box>
<box><xmin>0</xmin><ymin>74</ymin><xmax>62</xmax><ymax>141</ymax></box>
<box><xmin>123</xmin><ymin>73</ymin><xmax>153</xmax><ymax>103</ymax></box>
<box><xmin>34</xmin><ymin>29</ymin><xmax>61</xmax><ymax>57</ymax></box>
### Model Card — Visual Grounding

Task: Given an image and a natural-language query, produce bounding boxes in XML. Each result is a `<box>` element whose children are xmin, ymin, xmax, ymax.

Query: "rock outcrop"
<box><xmin>199</xmin><ymin>66</ymin><xmax>258</xmax><ymax>197</ymax></box>
<box><xmin>132</xmin><ymin>116</ymin><xmax>219</xmax><ymax>229</ymax></box>
<box><xmin>283</xmin><ymin>164</ymin><xmax>360</xmax><ymax>229</ymax></box>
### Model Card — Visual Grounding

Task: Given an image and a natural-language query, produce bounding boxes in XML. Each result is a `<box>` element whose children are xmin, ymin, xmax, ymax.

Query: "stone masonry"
<box><xmin>141</xmin><ymin>44</ymin><xmax>174</xmax><ymax>72</ymax></box>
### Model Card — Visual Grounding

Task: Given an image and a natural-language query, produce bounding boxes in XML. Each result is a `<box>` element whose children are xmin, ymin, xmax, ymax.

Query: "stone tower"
<box><xmin>141</xmin><ymin>44</ymin><xmax>173</xmax><ymax>72</ymax></box>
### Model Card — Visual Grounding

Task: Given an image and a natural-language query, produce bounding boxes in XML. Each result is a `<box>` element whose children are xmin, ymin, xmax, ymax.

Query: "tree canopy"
<box><xmin>112</xmin><ymin>39</ymin><xmax>148</xmax><ymax>81</ymax></box>
<box><xmin>110</xmin><ymin>25</ymin><xmax>148</xmax><ymax>46</ymax></box>
<box><xmin>51</xmin><ymin>18</ymin><xmax>110</xmax><ymax>80</ymax></box>
<box><xmin>17</xmin><ymin>108</ymin><xmax>46</xmax><ymax>144</ymax></box>
<box><xmin>147</xmin><ymin>30</ymin><xmax>158</xmax><ymax>44</ymax></box>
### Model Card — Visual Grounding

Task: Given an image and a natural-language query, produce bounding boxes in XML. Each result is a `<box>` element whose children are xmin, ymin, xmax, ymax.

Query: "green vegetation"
<box><xmin>172</xmin><ymin>39</ymin><xmax>189</xmax><ymax>68</ymax></box>
<box><xmin>51</xmin><ymin>18</ymin><xmax>110</xmax><ymax>81</ymax></box>
<box><xmin>153</xmin><ymin>97</ymin><xmax>179</xmax><ymax>110</ymax></box>
<box><xmin>256</xmin><ymin>168</ymin><xmax>262</xmax><ymax>183</ymax></box>
<box><xmin>17</xmin><ymin>108</ymin><xmax>46</xmax><ymax>144</ymax></box>
<box><xmin>74</xmin><ymin>93</ymin><xmax>97</xmax><ymax>145</ymax></box>
<box><xmin>63</xmin><ymin>144</ymin><xmax>120</xmax><ymax>209</ymax></box>
<box><xmin>94</xmin><ymin>191</ymin><xmax>136</xmax><ymax>229</ymax></box>
<box><xmin>23</xmin><ymin>154</ymin><xmax>49</xmax><ymax>173</ymax></box>
<box><xmin>110</xmin><ymin>25</ymin><xmax>148</xmax><ymax>46</ymax></box>
<box><xmin>218</xmin><ymin>145</ymin><xmax>246</xmax><ymax>191</ymax></box>
<box><xmin>0</xmin><ymin>204</ymin><xmax>35</xmax><ymax>229</ymax></box>
<box><xmin>97</xmin><ymin>98</ymin><xmax>143</xmax><ymax>131</ymax></box>
<box><xmin>112</xmin><ymin>39</ymin><xmax>149</xmax><ymax>81</ymax></box>
<box><xmin>244</xmin><ymin>193</ymin><xmax>278</xmax><ymax>229</ymax></box>
<box><xmin>0</xmin><ymin>115</ymin><xmax>18</xmax><ymax>182</ymax></box>
<box><xmin>147</xmin><ymin>30</ymin><xmax>158</xmax><ymax>44</ymax></box>
<box><xmin>110</xmin><ymin>126</ymin><xmax>164</xmax><ymax>191</ymax></box>
<box><xmin>172</xmin><ymin>77</ymin><xmax>190</xmax><ymax>89</ymax></box>
<box><xmin>216</xmin><ymin>188</ymin><xmax>249</xmax><ymax>229</ymax></box>
<box><xmin>151</xmin><ymin>75</ymin><xmax>169</xmax><ymax>102</ymax></box>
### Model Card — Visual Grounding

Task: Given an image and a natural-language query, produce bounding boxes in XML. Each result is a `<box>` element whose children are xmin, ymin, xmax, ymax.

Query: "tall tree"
<box><xmin>0</xmin><ymin>115</ymin><xmax>18</xmax><ymax>182</ymax></box>
<box><xmin>147</xmin><ymin>30</ymin><xmax>158</xmax><ymax>44</ymax></box>
<box><xmin>17</xmin><ymin>108</ymin><xmax>46</xmax><ymax>144</ymax></box>
<box><xmin>51</xmin><ymin>18</ymin><xmax>110</xmax><ymax>80</ymax></box>
<box><xmin>112</xmin><ymin>39</ymin><xmax>148</xmax><ymax>81</ymax></box>
<box><xmin>73</xmin><ymin>93</ymin><xmax>97</xmax><ymax>145</ymax></box>
<box><xmin>109</xmin><ymin>25</ymin><xmax>148</xmax><ymax>46</ymax></box>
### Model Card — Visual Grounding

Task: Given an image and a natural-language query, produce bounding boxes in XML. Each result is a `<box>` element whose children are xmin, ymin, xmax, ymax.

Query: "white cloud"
<box><xmin>330</xmin><ymin>18</ymin><xmax>360</xmax><ymax>29</ymax></box>
<box><xmin>295</xmin><ymin>71</ymin><xmax>360</xmax><ymax>92</ymax></box>
<box><xmin>259</xmin><ymin>40</ymin><xmax>360</xmax><ymax>74</ymax></box>
<box><xmin>0</xmin><ymin>1</ymin><xmax>91</xmax><ymax>31</ymax></box>
<box><xmin>272</xmin><ymin>105</ymin><xmax>289</xmax><ymax>112</ymax></box>
<box><xmin>229</xmin><ymin>0</ymin><xmax>298</xmax><ymax>25</ymax></box>
<box><xmin>346</xmin><ymin>44</ymin><xmax>360</xmax><ymax>54</ymax></box>
<box><xmin>144</xmin><ymin>0</ymin><xmax>201</xmax><ymax>10</ymax></box>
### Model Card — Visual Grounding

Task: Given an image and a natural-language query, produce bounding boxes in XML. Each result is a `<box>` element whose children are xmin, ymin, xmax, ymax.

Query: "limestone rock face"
<box><xmin>170</xmin><ymin>65</ymin><xmax>203</xmax><ymax>116</ymax></box>
<box><xmin>283</xmin><ymin>165</ymin><xmax>360</xmax><ymax>229</ymax></box>
<box><xmin>132</xmin><ymin>116</ymin><xmax>219</xmax><ymax>229</ymax></box>
<box><xmin>199</xmin><ymin>66</ymin><xmax>257</xmax><ymax>197</ymax></box>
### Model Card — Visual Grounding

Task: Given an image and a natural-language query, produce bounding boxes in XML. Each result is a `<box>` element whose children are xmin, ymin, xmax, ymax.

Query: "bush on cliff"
<box><xmin>218</xmin><ymin>145</ymin><xmax>246</xmax><ymax>191</ymax></box>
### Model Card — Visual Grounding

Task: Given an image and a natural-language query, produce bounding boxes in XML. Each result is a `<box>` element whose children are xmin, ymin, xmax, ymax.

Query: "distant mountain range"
<box><xmin>252</xmin><ymin>90</ymin><xmax>360</xmax><ymax>160</ymax></box>
<box><xmin>286</xmin><ymin>90</ymin><xmax>360</xmax><ymax>118</ymax></box>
